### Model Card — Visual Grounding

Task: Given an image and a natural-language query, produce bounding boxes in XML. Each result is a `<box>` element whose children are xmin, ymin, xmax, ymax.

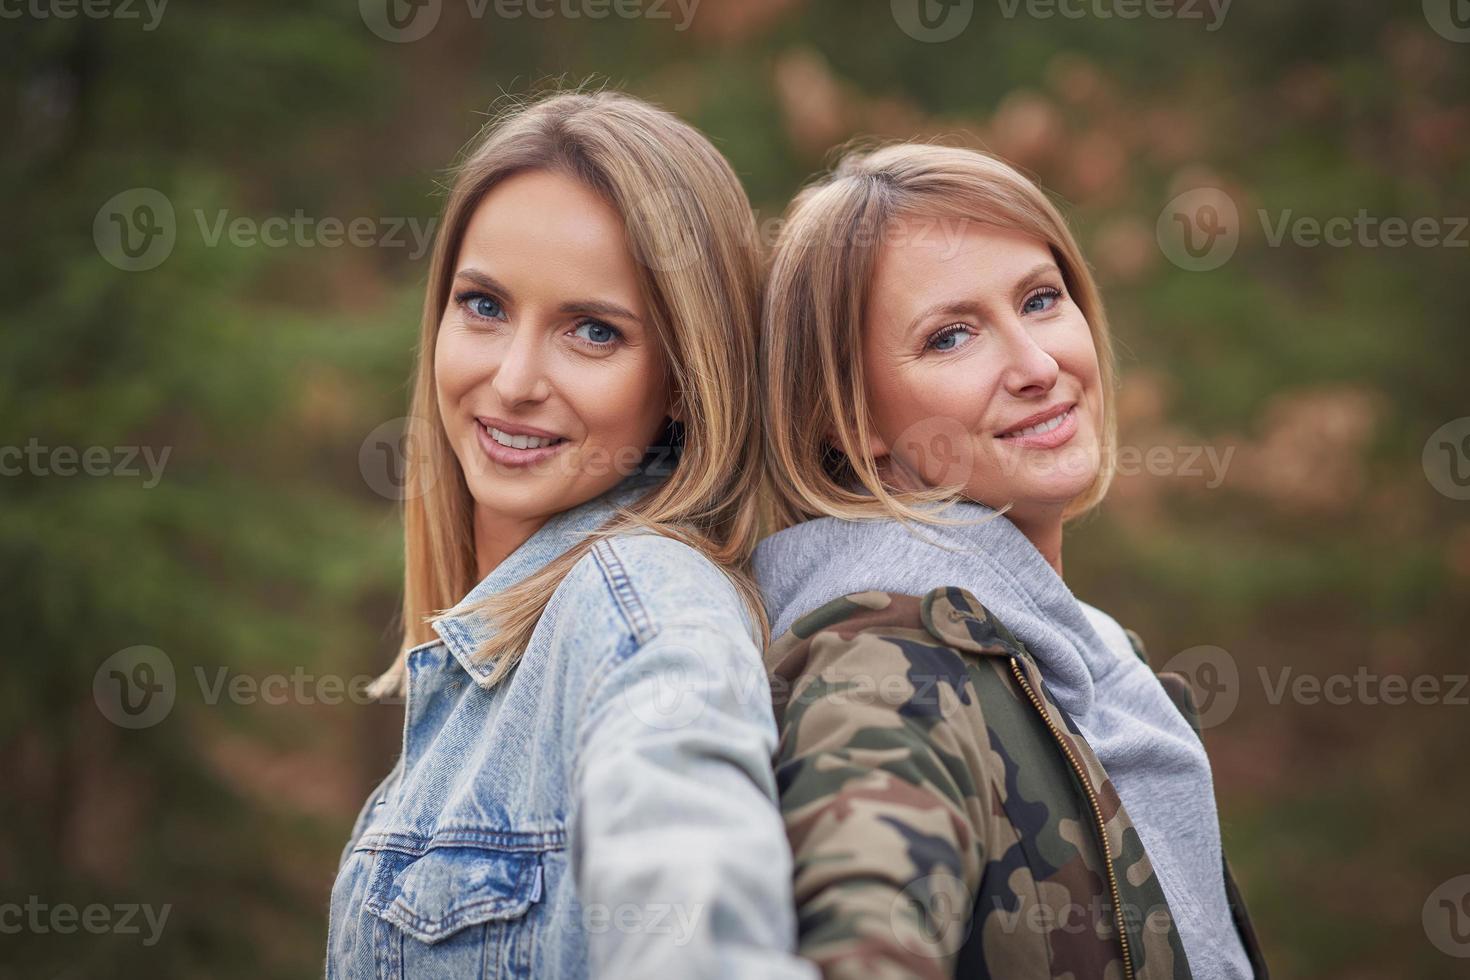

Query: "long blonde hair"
<box><xmin>762</xmin><ymin>142</ymin><xmax>1118</xmax><ymax>533</ymax></box>
<box><xmin>371</xmin><ymin>90</ymin><xmax>768</xmax><ymax>698</ymax></box>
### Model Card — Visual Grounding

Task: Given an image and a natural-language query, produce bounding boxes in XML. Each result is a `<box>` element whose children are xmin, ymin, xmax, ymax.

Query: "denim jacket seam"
<box><xmin>352</xmin><ymin>827</ymin><xmax>567</xmax><ymax>855</ymax></box>
<box><xmin>589</xmin><ymin>537</ymin><xmax>657</xmax><ymax>644</ymax></box>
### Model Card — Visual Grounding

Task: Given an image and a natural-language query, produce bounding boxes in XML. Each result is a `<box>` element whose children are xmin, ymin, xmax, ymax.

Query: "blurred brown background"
<box><xmin>2</xmin><ymin>1</ymin><xmax>1467</xmax><ymax>976</ymax></box>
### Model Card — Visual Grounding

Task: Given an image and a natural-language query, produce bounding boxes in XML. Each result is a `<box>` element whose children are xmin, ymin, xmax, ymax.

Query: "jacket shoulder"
<box><xmin>765</xmin><ymin>587</ymin><xmax>1024</xmax><ymax>749</ymax></box>
<box><xmin>570</xmin><ymin>531</ymin><xmax>752</xmax><ymax>641</ymax></box>
<box><xmin>767</xmin><ymin>588</ymin><xmax>1012</xmax><ymax>973</ymax></box>
<box><xmin>767</xmin><ymin>586</ymin><xmax>1019</xmax><ymax>677</ymax></box>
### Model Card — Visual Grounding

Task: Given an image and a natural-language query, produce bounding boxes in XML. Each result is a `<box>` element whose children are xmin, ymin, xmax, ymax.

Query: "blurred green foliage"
<box><xmin>2</xmin><ymin>1</ymin><xmax>1466</xmax><ymax>977</ymax></box>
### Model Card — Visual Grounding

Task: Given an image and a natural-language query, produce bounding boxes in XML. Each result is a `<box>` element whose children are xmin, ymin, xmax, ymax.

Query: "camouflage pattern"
<box><xmin>766</xmin><ymin>585</ymin><xmax>1269</xmax><ymax>980</ymax></box>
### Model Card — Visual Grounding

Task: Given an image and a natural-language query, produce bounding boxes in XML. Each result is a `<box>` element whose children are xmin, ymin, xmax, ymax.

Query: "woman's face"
<box><xmin>860</xmin><ymin>217</ymin><xmax>1104</xmax><ymax>527</ymax></box>
<box><xmin>435</xmin><ymin>168</ymin><xmax>673</xmax><ymax>531</ymax></box>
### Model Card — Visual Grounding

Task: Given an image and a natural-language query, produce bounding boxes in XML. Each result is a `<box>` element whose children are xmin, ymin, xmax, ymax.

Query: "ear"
<box><xmin>863</xmin><ymin>428</ymin><xmax>890</xmax><ymax>463</ymax></box>
<box><xmin>865</xmin><ymin>422</ymin><xmax>891</xmax><ymax>460</ymax></box>
<box><xmin>827</xmin><ymin>422</ymin><xmax>889</xmax><ymax>461</ymax></box>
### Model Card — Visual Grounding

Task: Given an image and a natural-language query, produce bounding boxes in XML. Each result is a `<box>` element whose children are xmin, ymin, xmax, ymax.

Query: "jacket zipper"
<box><xmin>1007</xmin><ymin>656</ymin><xmax>1136</xmax><ymax>980</ymax></box>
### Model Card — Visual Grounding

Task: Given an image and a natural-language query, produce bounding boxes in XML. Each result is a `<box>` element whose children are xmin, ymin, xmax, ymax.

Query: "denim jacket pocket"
<box><xmin>364</xmin><ymin>844</ymin><xmax>544</xmax><ymax>979</ymax></box>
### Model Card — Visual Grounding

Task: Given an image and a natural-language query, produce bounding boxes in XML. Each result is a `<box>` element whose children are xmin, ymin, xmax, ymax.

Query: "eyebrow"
<box><xmin>901</xmin><ymin>261</ymin><xmax>1061</xmax><ymax>337</ymax></box>
<box><xmin>452</xmin><ymin>268</ymin><xmax>644</xmax><ymax>325</ymax></box>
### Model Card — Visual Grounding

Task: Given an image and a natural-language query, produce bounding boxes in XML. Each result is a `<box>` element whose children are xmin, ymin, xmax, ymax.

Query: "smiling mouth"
<box><xmin>481</xmin><ymin>423</ymin><xmax>567</xmax><ymax>451</ymax></box>
<box><xmin>996</xmin><ymin>405</ymin><xmax>1075</xmax><ymax>440</ymax></box>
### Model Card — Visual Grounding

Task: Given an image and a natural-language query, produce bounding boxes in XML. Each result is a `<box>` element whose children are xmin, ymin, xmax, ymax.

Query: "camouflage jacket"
<box><xmin>767</xmin><ymin>586</ymin><xmax>1269</xmax><ymax>980</ymax></box>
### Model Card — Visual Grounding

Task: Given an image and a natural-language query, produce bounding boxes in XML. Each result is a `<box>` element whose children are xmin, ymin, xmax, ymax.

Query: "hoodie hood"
<box><xmin>753</xmin><ymin>500</ymin><xmax>1114</xmax><ymax>721</ymax></box>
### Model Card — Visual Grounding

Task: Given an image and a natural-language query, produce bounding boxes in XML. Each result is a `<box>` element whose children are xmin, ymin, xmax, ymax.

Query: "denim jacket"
<box><xmin>326</xmin><ymin>472</ymin><xmax>816</xmax><ymax>980</ymax></box>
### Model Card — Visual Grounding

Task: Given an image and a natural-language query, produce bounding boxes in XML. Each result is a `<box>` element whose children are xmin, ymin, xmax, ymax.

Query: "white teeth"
<box><xmin>1001</xmin><ymin>408</ymin><xmax>1070</xmax><ymax>439</ymax></box>
<box><xmin>487</xmin><ymin>426</ymin><xmax>558</xmax><ymax>450</ymax></box>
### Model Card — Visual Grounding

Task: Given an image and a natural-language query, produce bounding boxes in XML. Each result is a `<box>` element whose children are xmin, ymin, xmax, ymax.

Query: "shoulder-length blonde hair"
<box><xmin>371</xmin><ymin>90</ymin><xmax>768</xmax><ymax>698</ymax></box>
<box><xmin>761</xmin><ymin>142</ymin><xmax>1117</xmax><ymax>533</ymax></box>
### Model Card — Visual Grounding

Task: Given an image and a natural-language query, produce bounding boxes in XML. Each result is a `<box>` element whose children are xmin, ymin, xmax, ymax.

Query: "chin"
<box><xmin>1030</xmin><ymin>484</ymin><xmax>1093</xmax><ymax>508</ymax></box>
<box><xmin>461</xmin><ymin>473</ymin><xmax>569</xmax><ymax>521</ymax></box>
<box><xmin>999</xmin><ymin>471</ymin><xmax>1098</xmax><ymax>513</ymax></box>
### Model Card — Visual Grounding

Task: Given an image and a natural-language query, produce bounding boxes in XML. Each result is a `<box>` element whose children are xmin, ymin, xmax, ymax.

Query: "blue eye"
<box><xmin>457</xmin><ymin>292</ymin><xmax>504</xmax><ymax>320</ymax></box>
<box><xmin>927</xmin><ymin>324</ymin><xmax>972</xmax><ymax>353</ymax></box>
<box><xmin>1022</xmin><ymin>287</ymin><xmax>1061</xmax><ymax>315</ymax></box>
<box><xmin>572</xmin><ymin>320</ymin><xmax>620</xmax><ymax>346</ymax></box>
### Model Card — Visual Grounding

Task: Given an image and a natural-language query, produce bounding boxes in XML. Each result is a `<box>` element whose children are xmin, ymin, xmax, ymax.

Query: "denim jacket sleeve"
<box><xmin>565</xmin><ymin>534</ymin><xmax>817</xmax><ymax>980</ymax></box>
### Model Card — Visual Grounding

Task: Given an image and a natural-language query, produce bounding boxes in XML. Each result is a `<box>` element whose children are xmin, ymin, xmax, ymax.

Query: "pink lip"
<box><xmin>474</xmin><ymin>421</ymin><xmax>569</xmax><ymax>469</ymax></box>
<box><xmin>997</xmin><ymin>402</ymin><xmax>1073</xmax><ymax>436</ymax></box>
<box><xmin>477</xmin><ymin>416</ymin><xmax>564</xmax><ymax>440</ymax></box>
<box><xmin>995</xmin><ymin>404</ymin><xmax>1078</xmax><ymax>450</ymax></box>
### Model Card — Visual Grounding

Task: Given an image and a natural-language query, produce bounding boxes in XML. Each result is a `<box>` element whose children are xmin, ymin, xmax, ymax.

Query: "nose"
<box><xmin>999</xmin><ymin>320</ymin><xmax>1060</xmax><ymax>399</ymax></box>
<box><xmin>490</xmin><ymin>324</ymin><xmax>551</xmax><ymax>405</ymax></box>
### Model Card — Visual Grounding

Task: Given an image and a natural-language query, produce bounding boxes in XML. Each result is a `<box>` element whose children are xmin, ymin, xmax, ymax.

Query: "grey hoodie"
<box><xmin>753</xmin><ymin>502</ymin><xmax>1252</xmax><ymax>980</ymax></box>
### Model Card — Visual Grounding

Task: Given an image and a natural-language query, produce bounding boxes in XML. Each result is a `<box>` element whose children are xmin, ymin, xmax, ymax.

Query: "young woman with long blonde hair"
<box><xmin>326</xmin><ymin>91</ymin><xmax>813</xmax><ymax>980</ymax></box>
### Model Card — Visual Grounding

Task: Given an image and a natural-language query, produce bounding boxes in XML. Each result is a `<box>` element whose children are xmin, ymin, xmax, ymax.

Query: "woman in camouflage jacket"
<box><xmin>752</xmin><ymin>143</ymin><xmax>1269</xmax><ymax>980</ymax></box>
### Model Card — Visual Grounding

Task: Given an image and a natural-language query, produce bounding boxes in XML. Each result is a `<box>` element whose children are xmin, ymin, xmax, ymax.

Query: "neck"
<box><xmin>1004</xmin><ymin>508</ymin><xmax>1065</xmax><ymax>577</ymax></box>
<box><xmin>473</xmin><ymin>506</ymin><xmax>550</xmax><ymax>581</ymax></box>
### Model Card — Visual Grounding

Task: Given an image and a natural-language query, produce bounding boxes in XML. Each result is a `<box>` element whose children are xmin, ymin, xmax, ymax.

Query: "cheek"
<box><xmin>904</xmin><ymin>360</ymin><xmax>1001</xmax><ymax>432</ymax></box>
<box><xmin>566</xmin><ymin>356</ymin><xmax>667</xmax><ymax>444</ymax></box>
<box><xmin>867</xmin><ymin>358</ymin><xmax>938</xmax><ymax>427</ymax></box>
<box><xmin>1056</xmin><ymin>321</ymin><xmax>1102</xmax><ymax>406</ymax></box>
<box><xmin>871</xmin><ymin>360</ymin><xmax>1000</xmax><ymax>482</ymax></box>
<box><xmin>433</xmin><ymin>327</ymin><xmax>478</xmax><ymax>408</ymax></box>
<box><xmin>1059</xmin><ymin>315</ymin><xmax>1100</xmax><ymax>384</ymax></box>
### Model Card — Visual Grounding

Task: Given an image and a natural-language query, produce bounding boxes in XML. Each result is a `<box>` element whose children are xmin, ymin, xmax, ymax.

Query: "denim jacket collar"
<box><xmin>431</xmin><ymin>471</ymin><xmax>667</xmax><ymax>688</ymax></box>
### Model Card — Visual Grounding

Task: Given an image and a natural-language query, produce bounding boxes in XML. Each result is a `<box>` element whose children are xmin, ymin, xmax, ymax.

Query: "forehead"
<box><xmin>457</xmin><ymin>169</ymin><xmax>640</xmax><ymax>283</ymax></box>
<box><xmin>869</xmin><ymin>217</ymin><xmax>1055</xmax><ymax>310</ymax></box>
